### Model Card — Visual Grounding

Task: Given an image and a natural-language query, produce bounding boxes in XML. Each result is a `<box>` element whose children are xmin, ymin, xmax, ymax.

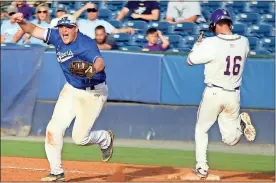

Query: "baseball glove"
<box><xmin>69</xmin><ymin>61</ymin><xmax>96</xmax><ymax>78</ymax></box>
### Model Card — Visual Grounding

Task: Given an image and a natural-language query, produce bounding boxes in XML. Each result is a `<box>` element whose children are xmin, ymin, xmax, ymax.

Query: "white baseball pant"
<box><xmin>45</xmin><ymin>82</ymin><xmax>111</xmax><ymax>175</ymax></box>
<box><xmin>195</xmin><ymin>86</ymin><xmax>243</xmax><ymax>171</ymax></box>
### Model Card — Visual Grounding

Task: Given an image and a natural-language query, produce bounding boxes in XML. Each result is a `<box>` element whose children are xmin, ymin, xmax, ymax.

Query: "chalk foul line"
<box><xmin>1</xmin><ymin>166</ymin><xmax>159</xmax><ymax>179</ymax></box>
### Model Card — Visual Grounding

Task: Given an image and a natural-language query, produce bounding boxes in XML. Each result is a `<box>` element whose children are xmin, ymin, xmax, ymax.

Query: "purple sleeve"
<box><xmin>151</xmin><ymin>1</ymin><xmax>160</xmax><ymax>10</ymax></box>
<box><xmin>158</xmin><ymin>43</ymin><xmax>166</xmax><ymax>51</ymax></box>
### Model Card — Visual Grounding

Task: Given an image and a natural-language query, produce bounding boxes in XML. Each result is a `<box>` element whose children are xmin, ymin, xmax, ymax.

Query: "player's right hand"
<box><xmin>11</xmin><ymin>13</ymin><xmax>24</xmax><ymax>23</ymax></box>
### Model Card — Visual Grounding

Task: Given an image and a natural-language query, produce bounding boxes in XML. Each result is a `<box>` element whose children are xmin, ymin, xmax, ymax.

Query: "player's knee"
<box><xmin>222</xmin><ymin>135</ymin><xmax>242</xmax><ymax>146</ymax></box>
<box><xmin>45</xmin><ymin>120</ymin><xmax>59</xmax><ymax>145</ymax></box>
<box><xmin>72</xmin><ymin>133</ymin><xmax>88</xmax><ymax>146</ymax></box>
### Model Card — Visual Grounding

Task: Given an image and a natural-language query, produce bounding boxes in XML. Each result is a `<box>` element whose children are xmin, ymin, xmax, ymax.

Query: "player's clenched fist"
<box><xmin>11</xmin><ymin>12</ymin><xmax>24</xmax><ymax>23</ymax></box>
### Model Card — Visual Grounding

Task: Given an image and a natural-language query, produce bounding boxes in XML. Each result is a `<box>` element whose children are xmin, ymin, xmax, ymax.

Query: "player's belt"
<box><xmin>208</xmin><ymin>84</ymin><xmax>239</xmax><ymax>91</ymax></box>
<box><xmin>79</xmin><ymin>81</ymin><xmax>106</xmax><ymax>91</ymax></box>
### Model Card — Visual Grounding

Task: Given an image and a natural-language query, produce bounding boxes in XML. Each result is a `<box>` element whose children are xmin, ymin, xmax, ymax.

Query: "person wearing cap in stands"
<box><xmin>73</xmin><ymin>2</ymin><xmax>135</xmax><ymax>39</ymax></box>
<box><xmin>50</xmin><ymin>3</ymin><xmax>68</xmax><ymax>28</ymax></box>
<box><xmin>1</xmin><ymin>5</ymin><xmax>24</xmax><ymax>43</ymax></box>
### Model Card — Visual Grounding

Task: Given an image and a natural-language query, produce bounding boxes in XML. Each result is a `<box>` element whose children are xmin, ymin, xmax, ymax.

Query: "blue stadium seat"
<box><xmin>159</xmin><ymin>1</ymin><xmax>168</xmax><ymax>12</ymax></box>
<box><xmin>128</xmin><ymin>34</ymin><xmax>147</xmax><ymax>46</ymax></box>
<box><xmin>178</xmin><ymin>35</ymin><xmax>198</xmax><ymax>49</ymax></box>
<box><xmin>1</xmin><ymin>43</ymin><xmax>22</xmax><ymax>47</ymax></box>
<box><xmin>201</xmin><ymin>1</ymin><xmax>222</xmax><ymax>13</ymax></box>
<box><xmin>166</xmin><ymin>48</ymin><xmax>191</xmax><ymax>53</ymax></box>
<box><xmin>247</xmin><ymin>37</ymin><xmax>260</xmax><ymax>51</ymax></box>
<box><xmin>164</xmin><ymin>35</ymin><xmax>183</xmax><ymax>48</ymax></box>
<box><xmin>260</xmin><ymin>14</ymin><xmax>275</xmax><ymax>26</ymax></box>
<box><xmin>111</xmin><ymin>33</ymin><xmax>131</xmax><ymax>47</ymax></box>
<box><xmin>235</xmin><ymin>13</ymin><xmax>260</xmax><ymax>26</ymax></box>
<box><xmin>119</xmin><ymin>46</ymin><xmax>141</xmax><ymax>51</ymax></box>
<box><xmin>201</xmin><ymin>10</ymin><xmax>211</xmax><ymax>21</ymax></box>
<box><xmin>232</xmin><ymin>23</ymin><xmax>248</xmax><ymax>36</ymax></box>
<box><xmin>170</xmin><ymin>22</ymin><xmax>200</xmax><ymax>36</ymax></box>
<box><xmin>24</xmin><ymin>43</ymin><xmax>47</xmax><ymax>48</ymax></box>
<box><xmin>109</xmin><ymin>20</ymin><xmax>123</xmax><ymax>29</ymax></box>
<box><xmin>260</xmin><ymin>37</ymin><xmax>275</xmax><ymax>53</ymax></box>
<box><xmin>125</xmin><ymin>21</ymin><xmax>149</xmax><ymax>34</ymax></box>
<box><xmin>248</xmin><ymin>24</ymin><xmax>274</xmax><ymax>38</ymax></box>
<box><xmin>98</xmin><ymin>9</ymin><xmax>112</xmax><ymax>21</ymax></box>
<box><xmin>247</xmin><ymin>1</ymin><xmax>274</xmax><ymax>14</ymax></box>
<box><xmin>250</xmin><ymin>50</ymin><xmax>273</xmax><ymax>56</ymax></box>
<box><xmin>104</xmin><ymin>1</ymin><xmax>124</xmax><ymax>11</ymax></box>
<box><xmin>149</xmin><ymin>21</ymin><xmax>173</xmax><ymax>34</ymax></box>
<box><xmin>198</xmin><ymin>23</ymin><xmax>214</xmax><ymax>37</ymax></box>
<box><xmin>223</xmin><ymin>1</ymin><xmax>247</xmax><ymax>14</ymax></box>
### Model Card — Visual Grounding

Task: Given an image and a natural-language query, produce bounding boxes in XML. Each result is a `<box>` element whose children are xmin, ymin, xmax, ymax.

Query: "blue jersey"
<box><xmin>44</xmin><ymin>28</ymin><xmax>106</xmax><ymax>89</ymax></box>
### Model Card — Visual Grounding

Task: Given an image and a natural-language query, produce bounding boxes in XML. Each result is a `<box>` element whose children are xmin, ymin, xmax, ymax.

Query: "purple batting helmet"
<box><xmin>209</xmin><ymin>9</ymin><xmax>232</xmax><ymax>32</ymax></box>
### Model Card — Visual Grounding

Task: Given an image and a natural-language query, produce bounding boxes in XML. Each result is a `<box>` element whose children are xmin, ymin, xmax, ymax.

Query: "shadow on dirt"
<box><xmin>221</xmin><ymin>171</ymin><xmax>275</xmax><ymax>181</ymax></box>
<box><xmin>66</xmin><ymin>165</ymin><xmax>180</xmax><ymax>182</ymax></box>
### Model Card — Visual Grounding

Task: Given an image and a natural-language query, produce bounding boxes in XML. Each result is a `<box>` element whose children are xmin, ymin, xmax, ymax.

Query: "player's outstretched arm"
<box><xmin>12</xmin><ymin>13</ymin><xmax>45</xmax><ymax>40</ymax></box>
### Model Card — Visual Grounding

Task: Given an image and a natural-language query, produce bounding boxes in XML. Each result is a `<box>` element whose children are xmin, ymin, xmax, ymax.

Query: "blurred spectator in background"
<box><xmin>116</xmin><ymin>1</ymin><xmax>160</xmax><ymax>22</ymax></box>
<box><xmin>165</xmin><ymin>1</ymin><xmax>201</xmax><ymax>24</ymax></box>
<box><xmin>1</xmin><ymin>5</ymin><xmax>24</xmax><ymax>43</ymax></box>
<box><xmin>24</xmin><ymin>3</ymin><xmax>51</xmax><ymax>45</ymax></box>
<box><xmin>50</xmin><ymin>4</ymin><xmax>67</xmax><ymax>27</ymax></box>
<box><xmin>73</xmin><ymin>2</ymin><xmax>135</xmax><ymax>39</ymax></box>
<box><xmin>142</xmin><ymin>28</ymin><xmax>169</xmax><ymax>52</ymax></box>
<box><xmin>95</xmin><ymin>25</ymin><xmax>118</xmax><ymax>50</ymax></box>
<box><xmin>11</xmin><ymin>0</ymin><xmax>32</xmax><ymax>20</ymax></box>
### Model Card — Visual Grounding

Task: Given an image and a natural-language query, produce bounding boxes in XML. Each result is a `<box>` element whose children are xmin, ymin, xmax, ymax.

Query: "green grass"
<box><xmin>1</xmin><ymin>140</ymin><xmax>274</xmax><ymax>173</ymax></box>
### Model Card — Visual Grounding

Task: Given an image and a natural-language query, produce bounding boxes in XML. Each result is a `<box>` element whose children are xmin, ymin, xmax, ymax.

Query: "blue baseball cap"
<box><xmin>56</xmin><ymin>14</ymin><xmax>77</xmax><ymax>28</ymax></box>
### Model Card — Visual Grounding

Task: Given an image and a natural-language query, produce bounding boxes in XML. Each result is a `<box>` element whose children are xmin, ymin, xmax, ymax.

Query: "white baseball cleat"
<box><xmin>240</xmin><ymin>112</ymin><xmax>256</xmax><ymax>142</ymax></box>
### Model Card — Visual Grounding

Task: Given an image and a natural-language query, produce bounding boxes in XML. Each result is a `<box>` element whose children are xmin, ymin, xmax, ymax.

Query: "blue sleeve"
<box><xmin>81</xmin><ymin>40</ymin><xmax>102</xmax><ymax>64</ymax></box>
<box><xmin>44</xmin><ymin>28</ymin><xmax>60</xmax><ymax>46</ymax></box>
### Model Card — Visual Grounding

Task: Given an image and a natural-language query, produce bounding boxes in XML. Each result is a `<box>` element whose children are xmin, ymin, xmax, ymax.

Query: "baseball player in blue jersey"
<box><xmin>187</xmin><ymin>9</ymin><xmax>256</xmax><ymax>179</ymax></box>
<box><xmin>12</xmin><ymin>13</ymin><xmax>114</xmax><ymax>182</ymax></box>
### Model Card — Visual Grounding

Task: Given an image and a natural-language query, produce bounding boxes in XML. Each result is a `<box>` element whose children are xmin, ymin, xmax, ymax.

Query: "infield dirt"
<box><xmin>1</xmin><ymin>157</ymin><xmax>274</xmax><ymax>182</ymax></box>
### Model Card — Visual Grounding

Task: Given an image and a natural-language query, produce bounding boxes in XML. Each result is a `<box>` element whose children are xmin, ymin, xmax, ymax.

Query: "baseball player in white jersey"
<box><xmin>186</xmin><ymin>9</ymin><xmax>257</xmax><ymax>178</ymax></box>
<box><xmin>12</xmin><ymin>13</ymin><xmax>114</xmax><ymax>182</ymax></box>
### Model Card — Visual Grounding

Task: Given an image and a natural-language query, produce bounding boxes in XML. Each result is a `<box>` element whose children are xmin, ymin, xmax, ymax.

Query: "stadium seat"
<box><xmin>198</xmin><ymin>23</ymin><xmax>214</xmax><ymax>37</ymax></box>
<box><xmin>149</xmin><ymin>21</ymin><xmax>173</xmax><ymax>34</ymax></box>
<box><xmin>103</xmin><ymin>1</ymin><xmax>124</xmax><ymax>11</ymax></box>
<box><xmin>260</xmin><ymin>14</ymin><xmax>275</xmax><ymax>26</ymax></box>
<box><xmin>235</xmin><ymin>13</ymin><xmax>260</xmax><ymax>26</ymax></box>
<box><xmin>247</xmin><ymin>1</ymin><xmax>274</xmax><ymax>14</ymax></box>
<box><xmin>98</xmin><ymin>9</ymin><xmax>112</xmax><ymax>21</ymax></box>
<box><xmin>247</xmin><ymin>37</ymin><xmax>260</xmax><ymax>51</ymax></box>
<box><xmin>109</xmin><ymin>20</ymin><xmax>123</xmax><ymax>29</ymax></box>
<box><xmin>250</xmin><ymin>50</ymin><xmax>273</xmax><ymax>56</ymax></box>
<box><xmin>260</xmin><ymin>37</ymin><xmax>275</xmax><ymax>53</ymax></box>
<box><xmin>159</xmin><ymin>1</ymin><xmax>168</xmax><ymax>12</ymax></box>
<box><xmin>24</xmin><ymin>43</ymin><xmax>47</xmax><ymax>48</ymax></box>
<box><xmin>125</xmin><ymin>21</ymin><xmax>149</xmax><ymax>34</ymax></box>
<box><xmin>119</xmin><ymin>46</ymin><xmax>141</xmax><ymax>51</ymax></box>
<box><xmin>111</xmin><ymin>33</ymin><xmax>131</xmax><ymax>47</ymax></box>
<box><xmin>164</xmin><ymin>35</ymin><xmax>183</xmax><ymax>48</ymax></box>
<box><xmin>248</xmin><ymin>24</ymin><xmax>274</xmax><ymax>38</ymax></box>
<box><xmin>223</xmin><ymin>1</ymin><xmax>247</xmax><ymax>14</ymax></box>
<box><xmin>178</xmin><ymin>35</ymin><xmax>198</xmax><ymax>49</ymax></box>
<box><xmin>170</xmin><ymin>22</ymin><xmax>200</xmax><ymax>36</ymax></box>
<box><xmin>166</xmin><ymin>48</ymin><xmax>191</xmax><ymax>53</ymax></box>
<box><xmin>232</xmin><ymin>23</ymin><xmax>248</xmax><ymax>36</ymax></box>
<box><xmin>1</xmin><ymin>43</ymin><xmax>22</xmax><ymax>47</ymax></box>
<box><xmin>128</xmin><ymin>34</ymin><xmax>147</xmax><ymax>46</ymax></box>
<box><xmin>201</xmin><ymin>1</ymin><xmax>222</xmax><ymax>13</ymax></box>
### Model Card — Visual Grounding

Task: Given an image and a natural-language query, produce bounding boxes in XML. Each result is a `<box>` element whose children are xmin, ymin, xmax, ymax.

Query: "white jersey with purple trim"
<box><xmin>187</xmin><ymin>34</ymin><xmax>250</xmax><ymax>90</ymax></box>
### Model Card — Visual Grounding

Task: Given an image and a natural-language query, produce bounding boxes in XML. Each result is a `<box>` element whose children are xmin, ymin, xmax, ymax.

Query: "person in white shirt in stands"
<box><xmin>50</xmin><ymin>3</ymin><xmax>67</xmax><ymax>28</ymax></box>
<box><xmin>73</xmin><ymin>2</ymin><xmax>135</xmax><ymax>39</ymax></box>
<box><xmin>165</xmin><ymin>0</ymin><xmax>201</xmax><ymax>24</ymax></box>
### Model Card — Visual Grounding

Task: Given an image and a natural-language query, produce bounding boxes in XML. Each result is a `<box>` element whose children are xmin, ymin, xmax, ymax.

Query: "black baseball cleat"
<box><xmin>193</xmin><ymin>168</ymin><xmax>208</xmax><ymax>179</ymax></box>
<box><xmin>41</xmin><ymin>172</ymin><xmax>65</xmax><ymax>182</ymax></box>
<box><xmin>101</xmin><ymin>130</ymin><xmax>114</xmax><ymax>162</ymax></box>
<box><xmin>240</xmin><ymin>112</ymin><xmax>256</xmax><ymax>142</ymax></box>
